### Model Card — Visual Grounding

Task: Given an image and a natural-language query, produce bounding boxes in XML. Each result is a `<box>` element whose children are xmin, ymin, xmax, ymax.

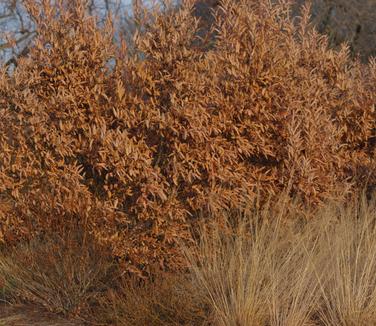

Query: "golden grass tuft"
<box><xmin>0</xmin><ymin>225</ymin><xmax>116</xmax><ymax>322</ymax></box>
<box><xmin>183</xmin><ymin>189</ymin><xmax>376</xmax><ymax>326</ymax></box>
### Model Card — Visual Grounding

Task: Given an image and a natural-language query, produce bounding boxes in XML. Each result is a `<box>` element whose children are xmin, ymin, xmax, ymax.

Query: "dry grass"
<box><xmin>312</xmin><ymin>192</ymin><xmax>376</xmax><ymax>325</ymax></box>
<box><xmin>0</xmin><ymin>190</ymin><xmax>375</xmax><ymax>325</ymax></box>
<box><xmin>95</xmin><ymin>272</ymin><xmax>210</xmax><ymax>326</ymax></box>
<box><xmin>0</xmin><ymin>225</ymin><xmax>117</xmax><ymax>323</ymax></box>
<box><xmin>184</xmin><ymin>189</ymin><xmax>320</xmax><ymax>326</ymax></box>
<box><xmin>183</xmin><ymin>189</ymin><xmax>376</xmax><ymax>326</ymax></box>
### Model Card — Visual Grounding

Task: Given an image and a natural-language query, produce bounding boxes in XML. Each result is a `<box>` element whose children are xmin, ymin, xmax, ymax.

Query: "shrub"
<box><xmin>0</xmin><ymin>0</ymin><xmax>375</xmax><ymax>276</ymax></box>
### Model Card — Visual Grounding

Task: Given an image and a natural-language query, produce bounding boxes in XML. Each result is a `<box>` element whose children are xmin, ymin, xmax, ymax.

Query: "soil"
<box><xmin>0</xmin><ymin>304</ymin><xmax>83</xmax><ymax>326</ymax></box>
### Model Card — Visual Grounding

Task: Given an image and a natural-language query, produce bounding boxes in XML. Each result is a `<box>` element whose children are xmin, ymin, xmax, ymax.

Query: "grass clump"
<box><xmin>96</xmin><ymin>272</ymin><xmax>210</xmax><ymax>326</ymax></box>
<box><xmin>184</xmin><ymin>190</ymin><xmax>322</xmax><ymax>326</ymax></box>
<box><xmin>184</xmin><ymin>189</ymin><xmax>376</xmax><ymax>326</ymax></box>
<box><xmin>0</xmin><ymin>225</ymin><xmax>116</xmax><ymax>322</ymax></box>
<box><xmin>312</xmin><ymin>192</ymin><xmax>376</xmax><ymax>325</ymax></box>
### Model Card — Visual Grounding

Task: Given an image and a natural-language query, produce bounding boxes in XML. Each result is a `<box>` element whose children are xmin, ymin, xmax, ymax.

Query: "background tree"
<box><xmin>175</xmin><ymin>0</ymin><xmax>376</xmax><ymax>63</ymax></box>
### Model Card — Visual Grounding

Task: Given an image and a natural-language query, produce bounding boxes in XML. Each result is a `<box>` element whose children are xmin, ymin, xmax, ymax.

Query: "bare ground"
<box><xmin>0</xmin><ymin>304</ymin><xmax>82</xmax><ymax>326</ymax></box>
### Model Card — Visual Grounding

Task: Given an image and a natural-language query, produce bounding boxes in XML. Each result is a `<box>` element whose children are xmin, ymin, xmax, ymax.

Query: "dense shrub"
<box><xmin>0</xmin><ymin>0</ymin><xmax>375</xmax><ymax>276</ymax></box>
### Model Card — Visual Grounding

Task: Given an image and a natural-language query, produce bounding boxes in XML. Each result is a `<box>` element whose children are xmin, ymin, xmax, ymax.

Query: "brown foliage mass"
<box><xmin>0</xmin><ymin>0</ymin><xmax>375</xmax><ymax>276</ymax></box>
